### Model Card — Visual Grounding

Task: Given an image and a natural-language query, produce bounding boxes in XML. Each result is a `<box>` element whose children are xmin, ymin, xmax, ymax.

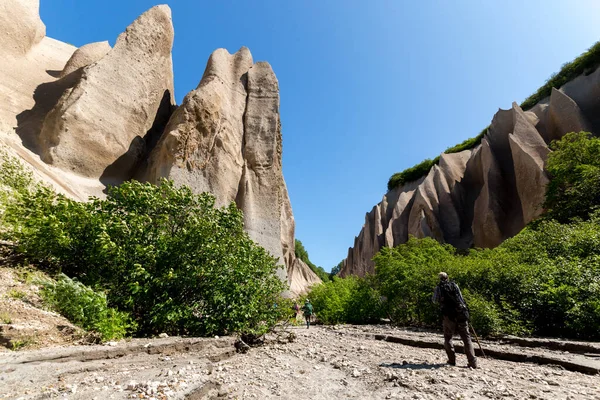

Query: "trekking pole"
<box><xmin>469</xmin><ymin>323</ymin><xmax>486</xmax><ymax>358</ymax></box>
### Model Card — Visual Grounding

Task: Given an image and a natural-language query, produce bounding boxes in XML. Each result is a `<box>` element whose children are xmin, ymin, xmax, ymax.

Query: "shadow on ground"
<box><xmin>380</xmin><ymin>362</ymin><xmax>446</xmax><ymax>370</ymax></box>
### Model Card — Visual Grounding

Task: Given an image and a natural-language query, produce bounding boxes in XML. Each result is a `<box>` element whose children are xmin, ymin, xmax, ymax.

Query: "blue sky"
<box><xmin>41</xmin><ymin>1</ymin><xmax>600</xmax><ymax>271</ymax></box>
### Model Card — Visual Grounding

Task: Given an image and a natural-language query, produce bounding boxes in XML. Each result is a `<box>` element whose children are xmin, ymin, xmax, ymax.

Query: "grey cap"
<box><xmin>438</xmin><ymin>272</ymin><xmax>448</xmax><ymax>280</ymax></box>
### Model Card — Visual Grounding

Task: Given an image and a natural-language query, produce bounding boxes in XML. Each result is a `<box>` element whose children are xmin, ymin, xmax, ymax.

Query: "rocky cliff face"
<box><xmin>0</xmin><ymin>0</ymin><xmax>318</xmax><ymax>294</ymax></box>
<box><xmin>341</xmin><ymin>70</ymin><xmax>600</xmax><ymax>277</ymax></box>
<box><xmin>141</xmin><ymin>47</ymin><xmax>309</xmax><ymax>283</ymax></box>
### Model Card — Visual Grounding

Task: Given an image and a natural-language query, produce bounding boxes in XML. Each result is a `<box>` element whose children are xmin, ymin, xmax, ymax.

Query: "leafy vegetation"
<box><xmin>295</xmin><ymin>239</ymin><xmax>330</xmax><ymax>282</ymax></box>
<box><xmin>0</xmin><ymin>152</ymin><xmax>288</xmax><ymax>339</ymax></box>
<box><xmin>7</xmin><ymin>289</ymin><xmax>26</xmax><ymax>300</ymax></box>
<box><xmin>40</xmin><ymin>274</ymin><xmax>133</xmax><ymax>340</ymax></box>
<box><xmin>308</xmin><ymin>275</ymin><xmax>382</xmax><ymax>325</ymax></box>
<box><xmin>387</xmin><ymin>157</ymin><xmax>439</xmax><ymax>191</ymax></box>
<box><xmin>387</xmin><ymin>127</ymin><xmax>488</xmax><ymax>190</ymax></box>
<box><xmin>544</xmin><ymin>131</ymin><xmax>600</xmax><ymax>222</ymax></box>
<box><xmin>311</xmin><ymin>132</ymin><xmax>600</xmax><ymax>340</ymax></box>
<box><xmin>0</xmin><ymin>311</ymin><xmax>12</xmax><ymax>324</ymax></box>
<box><xmin>443</xmin><ymin>127</ymin><xmax>487</xmax><ymax>154</ymax></box>
<box><xmin>329</xmin><ymin>261</ymin><xmax>343</xmax><ymax>279</ymax></box>
<box><xmin>520</xmin><ymin>41</ymin><xmax>600</xmax><ymax>110</ymax></box>
<box><xmin>388</xmin><ymin>39</ymin><xmax>600</xmax><ymax>191</ymax></box>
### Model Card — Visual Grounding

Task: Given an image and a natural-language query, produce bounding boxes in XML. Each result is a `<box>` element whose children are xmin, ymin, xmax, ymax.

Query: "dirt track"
<box><xmin>1</xmin><ymin>325</ymin><xmax>599</xmax><ymax>400</ymax></box>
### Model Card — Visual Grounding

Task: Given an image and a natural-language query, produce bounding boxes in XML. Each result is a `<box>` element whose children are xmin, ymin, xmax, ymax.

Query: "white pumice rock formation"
<box><xmin>341</xmin><ymin>68</ymin><xmax>600</xmax><ymax>277</ymax></box>
<box><xmin>38</xmin><ymin>5</ymin><xmax>176</xmax><ymax>183</ymax></box>
<box><xmin>142</xmin><ymin>47</ymin><xmax>314</xmax><ymax>287</ymax></box>
<box><xmin>0</xmin><ymin>1</ymin><xmax>318</xmax><ymax>294</ymax></box>
<box><xmin>0</xmin><ymin>0</ymin><xmax>45</xmax><ymax>56</ymax></box>
<box><xmin>59</xmin><ymin>41</ymin><xmax>111</xmax><ymax>77</ymax></box>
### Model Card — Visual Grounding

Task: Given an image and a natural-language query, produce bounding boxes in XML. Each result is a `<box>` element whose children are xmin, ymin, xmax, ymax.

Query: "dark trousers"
<box><xmin>443</xmin><ymin>316</ymin><xmax>477</xmax><ymax>367</ymax></box>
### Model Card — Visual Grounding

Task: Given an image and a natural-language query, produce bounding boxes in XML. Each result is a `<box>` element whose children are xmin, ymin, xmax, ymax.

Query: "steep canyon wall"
<box><xmin>341</xmin><ymin>71</ymin><xmax>600</xmax><ymax>277</ymax></box>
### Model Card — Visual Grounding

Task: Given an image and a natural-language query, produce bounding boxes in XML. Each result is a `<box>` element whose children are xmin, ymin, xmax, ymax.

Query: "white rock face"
<box><xmin>341</xmin><ymin>68</ymin><xmax>600</xmax><ymax>277</ymax></box>
<box><xmin>60</xmin><ymin>41</ymin><xmax>111</xmax><ymax>77</ymax></box>
<box><xmin>0</xmin><ymin>4</ymin><xmax>314</xmax><ymax>293</ymax></box>
<box><xmin>143</xmin><ymin>47</ymin><xmax>318</xmax><ymax>292</ymax></box>
<box><xmin>39</xmin><ymin>5</ymin><xmax>175</xmax><ymax>182</ymax></box>
<box><xmin>0</xmin><ymin>0</ymin><xmax>45</xmax><ymax>56</ymax></box>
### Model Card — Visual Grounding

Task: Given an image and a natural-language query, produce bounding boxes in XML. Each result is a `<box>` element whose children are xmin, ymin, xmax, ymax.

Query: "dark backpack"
<box><xmin>438</xmin><ymin>281</ymin><xmax>469</xmax><ymax>322</ymax></box>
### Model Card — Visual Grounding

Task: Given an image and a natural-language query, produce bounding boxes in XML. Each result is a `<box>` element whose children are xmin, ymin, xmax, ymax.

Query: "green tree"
<box><xmin>544</xmin><ymin>131</ymin><xmax>600</xmax><ymax>222</ymax></box>
<box><xmin>7</xmin><ymin>179</ymin><xmax>286</xmax><ymax>337</ymax></box>
<box><xmin>329</xmin><ymin>261</ymin><xmax>343</xmax><ymax>279</ymax></box>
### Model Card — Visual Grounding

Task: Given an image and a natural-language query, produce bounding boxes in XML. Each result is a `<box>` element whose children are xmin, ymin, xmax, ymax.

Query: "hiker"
<box><xmin>432</xmin><ymin>272</ymin><xmax>477</xmax><ymax>369</ymax></box>
<box><xmin>302</xmin><ymin>299</ymin><xmax>313</xmax><ymax>329</ymax></box>
<box><xmin>292</xmin><ymin>302</ymin><xmax>300</xmax><ymax>321</ymax></box>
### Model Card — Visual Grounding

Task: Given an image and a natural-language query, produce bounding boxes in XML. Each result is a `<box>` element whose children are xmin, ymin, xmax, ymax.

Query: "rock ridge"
<box><xmin>0</xmin><ymin>1</ymin><xmax>317</xmax><ymax>294</ymax></box>
<box><xmin>341</xmin><ymin>68</ymin><xmax>600</xmax><ymax>277</ymax></box>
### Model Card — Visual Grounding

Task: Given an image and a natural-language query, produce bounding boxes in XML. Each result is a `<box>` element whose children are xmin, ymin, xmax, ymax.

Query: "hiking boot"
<box><xmin>446</xmin><ymin>360</ymin><xmax>456</xmax><ymax>366</ymax></box>
<box><xmin>468</xmin><ymin>362</ymin><xmax>477</xmax><ymax>369</ymax></box>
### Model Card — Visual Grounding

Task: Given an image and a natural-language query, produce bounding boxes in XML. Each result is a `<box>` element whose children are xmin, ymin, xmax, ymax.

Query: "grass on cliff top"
<box><xmin>387</xmin><ymin>40</ymin><xmax>600</xmax><ymax>191</ymax></box>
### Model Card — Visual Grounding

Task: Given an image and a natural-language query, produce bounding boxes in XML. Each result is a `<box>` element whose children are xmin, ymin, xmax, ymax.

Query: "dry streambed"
<box><xmin>1</xmin><ymin>325</ymin><xmax>599</xmax><ymax>400</ymax></box>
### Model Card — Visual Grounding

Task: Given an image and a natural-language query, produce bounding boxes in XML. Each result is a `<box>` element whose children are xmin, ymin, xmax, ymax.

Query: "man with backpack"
<box><xmin>432</xmin><ymin>272</ymin><xmax>477</xmax><ymax>369</ymax></box>
<box><xmin>302</xmin><ymin>299</ymin><xmax>313</xmax><ymax>329</ymax></box>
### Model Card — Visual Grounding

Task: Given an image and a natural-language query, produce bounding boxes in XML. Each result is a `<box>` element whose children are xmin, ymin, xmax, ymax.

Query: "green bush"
<box><xmin>544</xmin><ymin>131</ymin><xmax>600</xmax><ymax>222</ymax></box>
<box><xmin>40</xmin><ymin>274</ymin><xmax>133</xmax><ymax>340</ymax></box>
<box><xmin>443</xmin><ymin>127</ymin><xmax>487</xmax><ymax>154</ymax></box>
<box><xmin>387</xmin><ymin>128</ymin><xmax>487</xmax><ymax>191</ymax></box>
<box><xmin>329</xmin><ymin>261</ymin><xmax>343</xmax><ymax>279</ymax></box>
<box><xmin>309</xmin><ymin>212</ymin><xmax>600</xmax><ymax>339</ymax></box>
<box><xmin>6</xmin><ymin>179</ymin><xmax>286</xmax><ymax>337</ymax></box>
<box><xmin>520</xmin><ymin>41</ymin><xmax>600</xmax><ymax>110</ymax></box>
<box><xmin>308</xmin><ymin>275</ymin><xmax>383</xmax><ymax>324</ymax></box>
<box><xmin>387</xmin><ymin>157</ymin><xmax>439</xmax><ymax>191</ymax></box>
<box><xmin>0</xmin><ymin>150</ymin><xmax>36</xmax><ymax>238</ymax></box>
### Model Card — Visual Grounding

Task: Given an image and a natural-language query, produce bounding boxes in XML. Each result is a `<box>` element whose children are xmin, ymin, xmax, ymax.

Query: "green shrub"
<box><xmin>544</xmin><ymin>131</ymin><xmax>600</xmax><ymax>222</ymax></box>
<box><xmin>311</xmin><ymin>211</ymin><xmax>600</xmax><ymax>339</ymax></box>
<box><xmin>387</xmin><ymin>128</ymin><xmax>487</xmax><ymax>191</ymax></box>
<box><xmin>387</xmin><ymin>157</ymin><xmax>439</xmax><ymax>191</ymax></box>
<box><xmin>308</xmin><ymin>275</ymin><xmax>383</xmax><ymax>324</ymax></box>
<box><xmin>9</xmin><ymin>179</ymin><xmax>286</xmax><ymax>337</ymax></box>
<box><xmin>521</xmin><ymin>41</ymin><xmax>600</xmax><ymax>110</ymax></box>
<box><xmin>40</xmin><ymin>274</ymin><xmax>132</xmax><ymax>340</ymax></box>
<box><xmin>329</xmin><ymin>261</ymin><xmax>343</xmax><ymax>279</ymax></box>
<box><xmin>0</xmin><ymin>150</ymin><xmax>36</xmax><ymax>238</ymax></box>
<box><xmin>7</xmin><ymin>289</ymin><xmax>26</xmax><ymax>300</ymax></box>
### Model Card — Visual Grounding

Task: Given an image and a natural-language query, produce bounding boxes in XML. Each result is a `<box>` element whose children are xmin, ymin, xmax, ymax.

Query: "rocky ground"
<box><xmin>1</xmin><ymin>323</ymin><xmax>599</xmax><ymax>400</ymax></box>
<box><xmin>0</xmin><ymin>264</ymin><xmax>87</xmax><ymax>352</ymax></box>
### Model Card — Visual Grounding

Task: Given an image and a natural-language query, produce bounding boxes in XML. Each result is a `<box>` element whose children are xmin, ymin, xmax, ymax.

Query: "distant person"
<box><xmin>292</xmin><ymin>302</ymin><xmax>300</xmax><ymax>320</ymax></box>
<box><xmin>302</xmin><ymin>299</ymin><xmax>313</xmax><ymax>329</ymax></box>
<box><xmin>432</xmin><ymin>272</ymin><xmax>477</xmax><ymax>369</ymax></box>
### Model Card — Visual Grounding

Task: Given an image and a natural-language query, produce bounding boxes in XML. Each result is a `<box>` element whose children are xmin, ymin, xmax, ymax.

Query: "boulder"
<box><xmin>0</xmin><ymin>0</ymin><xmax>45</xmax><ymax>56</ymax></box>
<box><xmin>38</xmin><ymin>5</ymin><xmax>175</xmax><ymax>182</ymax></box>
<box><xmin>60</xmin><ymin>41</ymin><xmax>111</xmax><ymax>77</ymax></box>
